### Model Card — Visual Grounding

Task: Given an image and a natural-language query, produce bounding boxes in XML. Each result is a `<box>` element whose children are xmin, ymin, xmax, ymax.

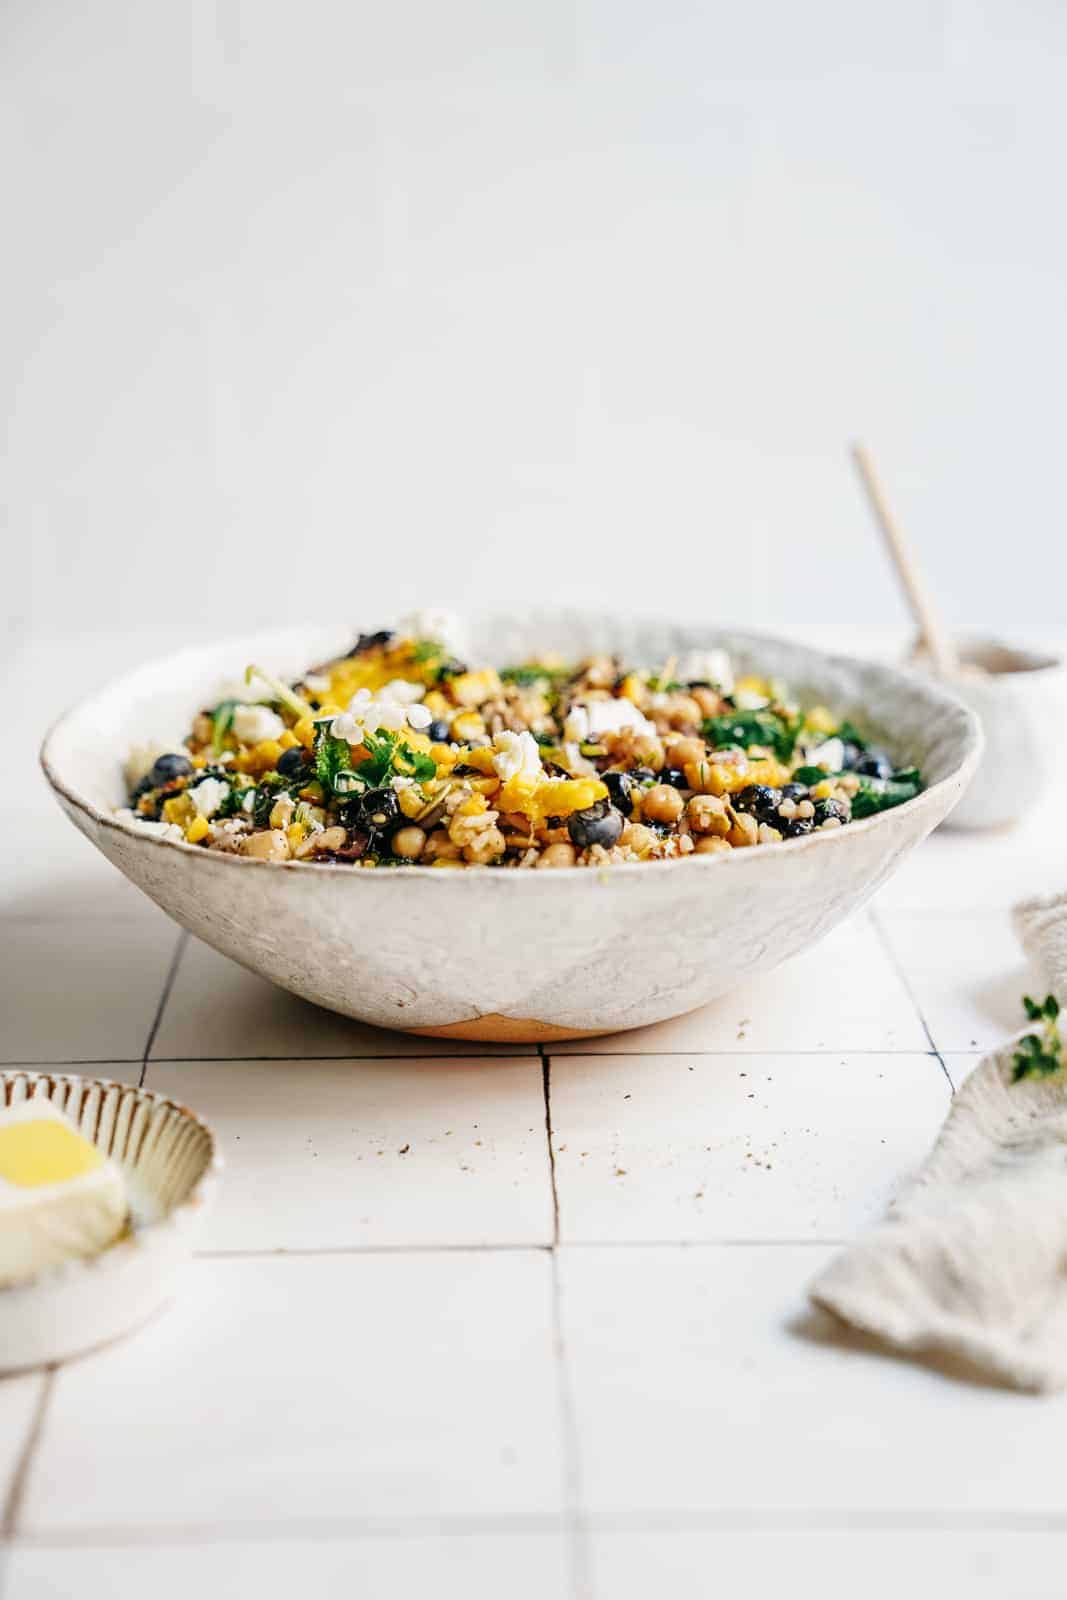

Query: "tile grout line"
<box><xmin>540</xmin><ymin>1047</ymin><xmax>592</xmax><ymax>1600</ymax></box>
<box><xmin>0</xmin><ymin>1050</ymin><xmax>965</xmax><ymax>1069</ymax></box>
<box><xmin>869</xmin><ymin>907</ymin><xmax>955</xmax><ymax>1094</ymax></box>
<box><xmin>194</xmin><ymin>1238</ymin><xmax>849</xmax><ymax>1261</ymax></box>
<box><xmin>138</xmin><ymin>930</ymin><xmax>188</xmax><ymax>1087</ymax></box>
<box><xmin>1</xmin><ymin>1367</ymin><xmax>55</xmax><ymax>1543</ymax></box>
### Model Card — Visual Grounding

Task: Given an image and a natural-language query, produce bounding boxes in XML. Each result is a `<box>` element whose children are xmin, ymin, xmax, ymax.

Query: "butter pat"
<box><xmin>0</xmin><ymin>1101</ymin><xmax>128</xmax><ymax>1286</ymax></box>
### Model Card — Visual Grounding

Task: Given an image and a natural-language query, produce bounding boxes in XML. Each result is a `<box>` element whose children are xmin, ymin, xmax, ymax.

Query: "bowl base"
<box><xmin>406</xmin><ymin>1013</ymin><xmax>615</xmax><ymax>1043</ymax></box>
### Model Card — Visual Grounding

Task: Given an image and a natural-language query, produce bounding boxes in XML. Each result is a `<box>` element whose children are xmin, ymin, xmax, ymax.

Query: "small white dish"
<box><xmin>0</xmin><ymin>1073</ymin><xmax>219</xmax><ymax>1372</ymax></box>
<box><xmin>911</xmin><ymin>636</ymin><xmax>1066</xmax><ymax>831</ymax></box>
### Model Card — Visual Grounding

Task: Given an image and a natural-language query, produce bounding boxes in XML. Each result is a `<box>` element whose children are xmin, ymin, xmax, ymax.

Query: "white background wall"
<box><xmin>4</xmin><ymin>0</ymin><xmax>1066</xmax><ymax>657</ymax></box>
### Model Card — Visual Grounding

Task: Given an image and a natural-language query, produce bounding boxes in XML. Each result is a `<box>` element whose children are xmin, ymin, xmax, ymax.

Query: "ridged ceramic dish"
<box><xmin>1</xmin><ymin>1074</ymin><xmax>219</xmax><ymax>1372</ymax></box>
<box><xmin>41</xmin><ymin>615</ymin><xmax>982</xmax><ymax>1041</ymax></box>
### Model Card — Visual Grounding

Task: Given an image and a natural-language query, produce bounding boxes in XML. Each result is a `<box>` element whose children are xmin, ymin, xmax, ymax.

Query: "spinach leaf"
<box><xmin>703</xmin><ymin>709</ymin><xmax>801</xmax><ymax>762</ymax></box>
<box><xmin>849</xmin><ymin>770</ymin><xmax>922</xmax><ymax>818</ymax></box>
<box><xmin>313</xmin><ymin>721</ymin><xmax>356</xmax><ymax>795</ymax></box>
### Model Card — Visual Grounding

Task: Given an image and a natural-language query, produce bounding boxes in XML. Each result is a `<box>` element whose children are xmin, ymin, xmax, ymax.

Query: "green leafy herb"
<box><xmin>216</xmin><ymin>783</ymin><xmax>254</xmax><ymax>819</ymax></box>
<box><xmin>849</xmin><ymin>771</ymin><xmax>922</xmax><ymax>818</ymax></box>
<box><xmin>793</xmin><ymin>765</ymin><xmax>829</xmax><ymax>786</ymax></box>
<box><xmin>359</xmin><ymin>729</ymin><xmax>436</xmax><ymax>787</ymax></box>
<box><xmin>1012</xmin><ymin>994</ymin><xmax>1063</xmax><ymax>1081</ymax></box>
<box><xmin>703</xmin><ymin>709</ymin><xmax>801</xmax><ymax>762</ymax></box>
<box><xmin>211</xmin><ymin>700</ymin><xmax>239</xmax><ymax>756</ymax></box>
<box><xmin>251</xmin><ymin>775</ymin><xmax>288</xmax><ymax>828</ymax></box>
<box><xmin>313</xmin><ymin>721</ymin><xmax>356</xmax><ymax>795</ymax></box>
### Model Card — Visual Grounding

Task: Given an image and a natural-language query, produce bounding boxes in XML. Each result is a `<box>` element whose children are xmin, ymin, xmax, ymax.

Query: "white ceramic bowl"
<box><xmin>911</xmin><ymin>636</ymin><xmax>1065</xmax><ymax>832</ymax></box>
<box><xmin>1</xmin><ymin>1073</ymin><xmax>219</xmax><ymax>1372</ymax></box>
<box><xmin>41</xmin><ymin>616</ymin><xmax>982</xmax><ymax>1042</ymax></box>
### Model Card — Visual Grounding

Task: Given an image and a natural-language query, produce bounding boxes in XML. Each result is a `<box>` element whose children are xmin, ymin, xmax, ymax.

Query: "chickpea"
<box><xmin>269</xmin><ymin>794</ymin><xmax>296</xmax><ymax>830</ymax></box>
<box><xmin>726</xmin><ymin>812</ymin><xmax>759</xmax><ymax>849</ymax></box>
<box><xmin>463</xmin><ymin>826</ymin><xmax>507</xmax><ymax>865</ymax></box>
<box><xmin>392</xmin><ymin>826</ymin><xmax>427</xmax><ymax>860</ymax></box>
<box><xmin>621</xmin><ymin>822</ymin><xmax>656</xmax><ymax>856</ymax></box>
<box><xmin>690</xmin><ymin>686</ymin><xmax>721</xmax><ymax>717</ymax></box>
<box><xmin>422</xmin><ymin>833</ymin><xmax>462</xmax><ymax>861</ymax></box>
<box><xmin>666</xmin><ymin>694</ymin><xmax>703</xmax><ymax>729</ymax></box>
<box><xmin>686</xmin><ymin>794</ymin><xmax>730</xmax><ymax>836</ymax></box>
<box><xmin>537</xmin><ymin>841</ymin><xmax>577</xmax><ymax>869</ymax></box>
<box><xmin>757</xmin><ymin>822</ymin><xmax>783</xmax><ymax>844</ymax></box>
<box><xmin>667</xmin><ymin>736</ymin><xmax>706</xmax><ymax>768</ymax></box>
<box><xmin>642</xmin><ymin>784</ymin><xmax>684</xmax><ymax>825</ymax></box>
<box><xmin>694</xmin><ymin>835</ymin><xmax>732</xmax><ymax>856</ymax></box>
<box><xmin>241</xmin><ymin>828</ymin><xmax>291</xmax><ymax>862</ymax></box>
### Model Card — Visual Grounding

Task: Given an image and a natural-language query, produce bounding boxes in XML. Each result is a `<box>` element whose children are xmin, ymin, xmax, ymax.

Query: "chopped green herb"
<box><xmin>210</xmin><ymin>699</ymin><xmax>239</xmax><ymax>755</ymax></box>
<box><xmin>1012</xmin><ymin>994</ymin><xmax>1062</xmax><ymax>1081</ymax></box>
<box><xmin>792</xmin><ymin>765</ymin><xmax>829</xmax><ymax>787</ymax></box>
<box><xmin>836</xmin><ymin>720</ymin><xmax>868</xmax><ymax>750</ymax></box>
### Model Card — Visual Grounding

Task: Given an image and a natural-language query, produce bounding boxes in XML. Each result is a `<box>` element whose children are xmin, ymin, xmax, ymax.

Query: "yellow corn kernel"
<box><xmin>619</xmin><ymin>673</ymin><xmax>646</xmax><ymax>704</ymax></box>
<box><xmin>804</xmin><ymin>705</ymin><xmax>838</xmax><ymax>736</ymax></box>
<box><xmin>451</xmin><ymin>711</ymin><xmax>486</xmax><ymax>742</ymax></box>
<box><xmin>430</xmin><ymin>743</ymin><xmax>457</xmax><ymax>770</ymax></box>
<box><xmin>286</xmin><ymin>823</ymin><xmax>305</xmax><ymax>853</ymax></box>
<box><xmin>459</xmin><ymin>747</ymin><xmax>498</xmax><ymax>775</ymax></box>
<box><xmin>450</xmin><ymin>669</ymin><xmax>502</xmax><ymax>708</ymax></box>
<box><xmin>185</xmin><ymin>814</ymin><xmax>210</xmax><ymax>844</ymax></box>
<box><xmin>457</xmin><ymin>793</ymin><xmax>489</xmax><ymax>817</ymax></box>
<box><xmin>527</xmin><ymin>777</ymin><xmax>607</xmax><ymax>821</ymax></box>
<box><xmin>811</xmin><ymin>779</ymin><xmax>834</xmax><ymax>800</ymax></box>
<box><xmin>423</xmin><ymin>690</ymin><xmax>450</xmax><ymax>718</ymax></box>
<box><xmin>746</xmin><ymin>757</ymin><xmax>789</xmax><ymax>789</ymax></box>
<box><xmin>163</xmin><ymin>793</ymin><xmax>194</xmax><ymax>825</ymax></box>
<box><xmin>299</xmin><ymin>781</ymin><xmax>325</xmax><ymax>803</ymax></box>
<box><xmin>293</xmin><ymin>716</ymin><xmax>317</xmax><ymax>750</ymax></box>
<box><xmin>248</xmin><ymin>738</ymin><xmax>283</xmax><ymax>775</ymax></box>
<box><xmin>735</xmin><ymin>674</ymin><xmax>770</xmax><ymax>699</ymax></box>
<box><xmin>278</xmin><ymin>729</ymin><xmax>299</xmax><ymax>751</ymax></box>
<box><xmin>498</xmin><ymin>773</ymin><xmax>540</xmax><ymax>813</ymax></box>
<box><xmin>397</xmin><ymin>787</ymin><xmax>425</xmax><ymax>819</ymax></box>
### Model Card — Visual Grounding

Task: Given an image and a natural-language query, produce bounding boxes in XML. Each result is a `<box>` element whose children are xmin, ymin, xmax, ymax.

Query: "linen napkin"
<box><xmin>809</xmin><ymin>892</ymin><xmax>1067</xmax><ymax>1392</ymax></box>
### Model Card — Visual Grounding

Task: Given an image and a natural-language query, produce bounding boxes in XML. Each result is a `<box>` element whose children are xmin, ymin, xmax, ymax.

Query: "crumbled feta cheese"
<box><xmin>189</xmin><ymin>777</ymin><xmax>228</xmax><ymax>819</ymax></box>
<box><xmin>563</xmin><ymin>698</ymin><xmax>656</xmax><ymax>742</ymax></box>
<box><xmin>231</xmin><ymin>704</ymin><xmax>285</xmax><ymax>745</ymax></box>
<box><xmin>492</xmin><ymin>730</ymin><xmax>543</xmax><ymax>784</ymax></box>
<box><xmin>331</xmin><ymin>687</ymin><xmax>432</xmax><ymax>743</ymax></box>
<box><xmin>381</xmin><ymin>679</ymin><xmax>426</xmax><ymax>705</ymax></box>
<box><xmin>241</xmin><ymin>789</ymin><xmax>256</xmax><ymax>814</ymax></box>
<box><xmin>303</xmin><ymin>673</ymin><xmax>331</xmax><ymax>693</ymax></box>
<box><xmin>806</xmin><ymin>736</ymin><xmax>845</xmax><ymax>772</ymax></box>
<box><xmin>677</xmin><ymin>649</ymin><xmax>733</xmax><ymax>693</ymax></box>
<box><xmin>396</xmin><ymin>609</ymin><xmax>466</xmax><ymax>653</ymax></box>
<box><xmin>734</xmin><ymin>689</ymin><xmax>770</xmax><ymax>710</ymax></box>
<box><xmin>114</xmin><ymin>808</ymin><xmax>185</xmax><ymax>843</ymax></box>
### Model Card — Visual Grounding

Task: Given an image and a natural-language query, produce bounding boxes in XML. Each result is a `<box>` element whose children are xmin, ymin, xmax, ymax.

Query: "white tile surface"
<box><xmin>555</xmin><ymin>915</ymin><xmax>928</xmax><ymax>1055</ymax></box>
<box><xmin>877</xmin><ymin>909</ymin><xmax>1042</xmax><ymax>1053</ymax></box>
<box><xmin>589</xmin><ymin>1530</ymin><xmax>1067</xmax><ymax>1599</ymax></box>
<box><xmin>150</xmin><ymin>936</ymin><xmax>535</xmax><ymax>1059</ymax></box>
<box><xmin>0</xmin><ymin>1372</ymin><xmax>46</xmax><ymax>1511</ymax></box>
<box><xmin>4</xmin><ymin>1533</ymin><xmax>570</xmax><ymax>1600</ymax></box>
<box><xmin>560</xmin><ymin>1244</ymin><xmax>1067</xmax><ymax>1517</ymax></box>
<box><xmin>0</xmin><ymin>916</ymin><xmax>181</xmax><ymax>1063</ymax></box>
<box><xmin>24</xmin><ymin>1253</ymin><xmax>563</xmax><ymax>1532</ymax></box>
<box><xmin>146</xmin><ymin>1056</ymin><xmax>554</xmax><ymax>1250</ymax></box>
<box><xmin>550</xmin><ymin>1051</ymin><xmax>948</xmax><ymax>1243</ymax></box>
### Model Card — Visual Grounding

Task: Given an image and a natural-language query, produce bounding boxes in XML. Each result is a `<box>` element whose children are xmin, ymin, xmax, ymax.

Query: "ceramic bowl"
<box><xmin>909</xmin><ymin>636</ymin><xmax>1066</xmax><ymax>831</ymax></box>
<box><xmin>1</xmin><ymin>1073</ymin><xmax>219</xmax><ymax>1371</ymax></box>
<box><xmin>41</xmin><ymin>615</ymin><xmax>981</xmax><ymax>1042</ymax></box>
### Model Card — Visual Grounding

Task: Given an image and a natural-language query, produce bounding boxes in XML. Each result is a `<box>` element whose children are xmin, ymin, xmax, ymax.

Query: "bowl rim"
<box><xmin>0</xmin><ymin>1071</ymin><xmax>222</xmax><ymax>1297</ymax></box>
<box><xmin>40</xmin><ymin>622</ymin><xmax>984</xmax><ymax>884</ymax></box>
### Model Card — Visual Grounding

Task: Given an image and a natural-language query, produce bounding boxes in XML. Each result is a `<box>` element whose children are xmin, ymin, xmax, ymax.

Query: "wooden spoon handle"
<box><xmin>850</xmin><ymin>442</ymin><xmax>958</xmax><ymax>678</ymax></box>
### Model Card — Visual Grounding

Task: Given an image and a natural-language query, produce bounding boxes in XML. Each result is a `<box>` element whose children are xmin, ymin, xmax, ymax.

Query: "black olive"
<box><xmin>630</xmin><ymin>766</ymin><xmax>657</xmax><ymax>786</ymax></box>
<box><xmin>348</xmin><ymin>787</ymin><xmax>400</xmax><ymax>837</ymax></box>
<box><xmin>567</xmin><ymin>800</ymin><xmax>625</xmax><ymax>850</ymax></box>
<box><xmin>660</xmin><ymin>766</ymin><xmax>687</xmax><ymax>789</ymax></box>
<box><xmin>839</xmin><ymin>740</ymin><xmax>863</xmax><ymax>771</ymax></box>
<box><xmin>348</xmin><ymin>630</ymin><xmax>394</xmax><ymax>657</ymax></box>
<box><xmin>148</xmin><ymin>752</ymin><xmax>193</xmax><ymax>788</ymax></box>
<box><xmin>778</xmin><ymin>782</ymin><xmax>809</xmax><ymax>802</ymax></box>
<box><xmin>277</xmin><ymin>746</ymin><xmax>309</xmax><ymax>779</ymax></box>
<box><xmin>814</xmin><ymin>798</ymin><xmax>850</xmax><ymax>826</ymax></box>
<box><xmin>452</xmin><ymin>763</ymin><xmax>481</xmax><ymax>776</ymax></box>
<box><xmin>735</xmin><ymin>784</ymin><xmax>781</xmax><ymax>815</ymax></box>
<box><xmin>781</xmin><ymin>816</ymin><xmax>815</xmax><ymax>838</ymax></box>
<box><xmin>603</xmin><ymin>771</ymin><xmax>635</xmax><ymax>815</ymax></box>
<box><xmin>854</xmin><ymin>749</ymin><xmax>893</xmax><ymax>779</ymax></box>
<box><xmin>428</xmin><ymin>719</ymin><xmax>452</xmax><ymax>743</ymax></box>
